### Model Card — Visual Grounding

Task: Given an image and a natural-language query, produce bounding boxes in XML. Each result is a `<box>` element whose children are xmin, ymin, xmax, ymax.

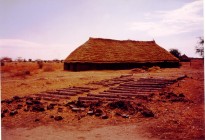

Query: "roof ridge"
<box><xmin>89</xmin><ymin>37</ymin><xmax>155</xmax><ymax>43</ymax></box>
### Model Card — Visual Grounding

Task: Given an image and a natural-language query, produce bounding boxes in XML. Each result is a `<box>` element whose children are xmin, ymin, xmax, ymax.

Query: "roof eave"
<box><xmin>64</xmin><ymin>60</ymin><xmax>180</xmax><ymax>63</ymax></box>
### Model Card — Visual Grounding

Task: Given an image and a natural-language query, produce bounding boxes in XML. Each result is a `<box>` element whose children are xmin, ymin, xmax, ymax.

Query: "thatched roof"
<box><xmin>179</xmin><ymin>54</ymin><xmax>190</xmax><ymax>62</ymax></box>
<box><xmin>65</xmin><ymin>37</ymin><xmax>179</xmax><ymax>63</ymax></box>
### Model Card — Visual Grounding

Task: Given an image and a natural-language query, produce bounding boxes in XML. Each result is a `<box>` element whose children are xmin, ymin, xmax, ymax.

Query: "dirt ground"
<box><xmin>1</xmin><ymin>59</ymin><xmax>204</xmax><ymax>140</ymax></box>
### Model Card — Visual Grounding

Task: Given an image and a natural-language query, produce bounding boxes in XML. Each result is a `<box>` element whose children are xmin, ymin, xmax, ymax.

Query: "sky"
<box><xmin>0</xmin><ymin>0</ymin><xmax>204</xmax><ymax>60</ymax></box>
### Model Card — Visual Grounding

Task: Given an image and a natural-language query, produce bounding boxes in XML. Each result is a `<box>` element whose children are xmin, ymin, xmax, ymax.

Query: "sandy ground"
<box><xmin>1</xmin><ymin>69</ymin><xmax>130</xmax><ymax>100</ymax></box>
<box><xmin>1</xmin><ymin>60</ymin><xmax>204</xmax><ymax>140</ymax></box>
<box><xmin>2</xmin><ymin>123</ymin><xmax>158</xmax><ymax>140</ymax></box>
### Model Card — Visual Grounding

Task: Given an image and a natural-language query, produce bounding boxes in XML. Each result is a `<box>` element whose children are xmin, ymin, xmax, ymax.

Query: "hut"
<box><xmin>64</xmin><ymin>38</ymin><xmax>180</xmax><ymax>71</ymax></box>
<box><xmin>179</xmin><ymin>54</ymin><xmax>191</xmax><ymax>62</ymax></box>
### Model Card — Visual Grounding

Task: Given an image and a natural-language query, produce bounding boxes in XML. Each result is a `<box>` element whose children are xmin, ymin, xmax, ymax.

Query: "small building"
<box><xmin>64</xmin><ymin>38</ymin><xmax>180</xmax><ymax>71</ymax></box>
<box><xmin>179</xmin><ymin>54</ymin><xmax>191</xmax><ymax>62</ymax></box>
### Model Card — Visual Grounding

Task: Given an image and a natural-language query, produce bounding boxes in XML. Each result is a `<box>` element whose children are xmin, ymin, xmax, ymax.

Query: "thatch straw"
<box><xmin>65</xmin><ymin>37</ymin><xmax>179</xmax><ymax>63</ymax></box>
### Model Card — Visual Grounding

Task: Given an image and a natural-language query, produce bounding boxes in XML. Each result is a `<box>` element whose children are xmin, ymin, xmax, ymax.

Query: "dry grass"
<box><xmin>43</xmin><ymin>64</ymin><xmax>55</xmax><ymax>72</ymax></box>
<box><xmin>130</xmin><ymin>66</ymin><xmax>161</xmax><ymax>73</ymax></box>
<box><xmin>65</xmin><ymin>37</ymin><xmax>179</xmax><ymax>63</ymax></box>
<box><xmin>147</xmin><ymin>66</ymin><xmax>161</xmax><ymax>72</ymax></box>
<box><xmin>1</xmin><ymin>62</ymin><xmax>63</xmax><ymax>76</ymax></box>
<box><xmin>130</xmin><ymin>68</ymin><xmax>145</xmax><ymax>73</ymax></box>
<box><xmin>12</xmin><ymin>70</ymin><xmax>31</xmax><ymax>77</ymax></box>
<box><xmin>43</xmin><ymin>62</ymin><xmax>63</xmax><ymax>70</ymax></box>
<box><xmin>1</xmin><ymin>62</ymin><xmax>38</xmax><ymax>73</ymax></box>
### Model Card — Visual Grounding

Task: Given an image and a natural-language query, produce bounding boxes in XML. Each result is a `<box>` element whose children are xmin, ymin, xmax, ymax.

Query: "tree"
<box><xmin>0</xmin><ymin>57</ymin><xmax>12</xmax><ymax>62</ymax></box>
<box><xmin>15</xmin><ymin>57</ymin><xmax>24</xmax><ymax>62</ymax></box>
<box><xmin>195</xmin><ymin>37</ymin><xmax>204</xmax><ymax>58</ymax></box>
<box><xmin>169</xmin><ymin>49</ymin><xmax>181</xmax><ymax>59</ymax></box>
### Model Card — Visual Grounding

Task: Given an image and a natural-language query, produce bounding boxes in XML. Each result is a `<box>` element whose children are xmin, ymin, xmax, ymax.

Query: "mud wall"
<box><xmin>64</xmin><ymin>61</ymin><xmax>180</xmax><ymax>71</ymax></box>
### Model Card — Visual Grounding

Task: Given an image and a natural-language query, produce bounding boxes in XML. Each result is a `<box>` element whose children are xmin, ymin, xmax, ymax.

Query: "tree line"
<box><xmin>0</xmin><ymin>57</ymin><xmax>64</xmax><ymax>63</ymax></box>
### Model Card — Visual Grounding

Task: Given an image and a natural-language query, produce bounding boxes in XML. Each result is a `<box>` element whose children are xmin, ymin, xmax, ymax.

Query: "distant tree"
<box><xmin>16</xmin><ymin>57</ymin><xmax>24</xmax><ymax>62</ymax></box>
<box><xmin>169</xmin><ymin>49</ymin><xmax>181</xmax><ymax>59</ymax></box>
<box><xmin>35</xmin><ymin>59</ymin><xmax>42</xmax><ymax>62</ymax></box>
<box><xmin>28</xmin><ymin>59</ymin><xmax>32</xmax><ymax>62</ymax></box>
<box><xmin>53</xmin><ymin>59</ymin><xmax>59</xmax><ymax>62</ymax></box>
<box><xmin>195</xmin><ymin>37</ymin><xmax>204</xmax><ymax>58</ymax></box>
<box><xmin>0</xmin><ymin>57</ymin><xmax>12</xmax><ymax>62</ymax></box>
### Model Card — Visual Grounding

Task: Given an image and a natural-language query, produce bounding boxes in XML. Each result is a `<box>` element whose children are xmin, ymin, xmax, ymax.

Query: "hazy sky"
<box><xmin>0</xmin><ymin>0</ymin><xmax>204</xmax><ymax>60</ymax></box>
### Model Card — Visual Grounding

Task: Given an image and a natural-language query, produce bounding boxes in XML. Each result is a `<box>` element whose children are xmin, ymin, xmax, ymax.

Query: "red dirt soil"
<box><xmin>1</xmin><ymin>60</ymin><xmax>204</xmax><ymax>140</ymax></box>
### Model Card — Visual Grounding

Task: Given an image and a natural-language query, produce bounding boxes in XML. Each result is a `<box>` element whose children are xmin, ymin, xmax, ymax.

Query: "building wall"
<box><xmin>64</xmin><ymin>61</ymin><xmax>180</xmax><ymax>71</ymax></box>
